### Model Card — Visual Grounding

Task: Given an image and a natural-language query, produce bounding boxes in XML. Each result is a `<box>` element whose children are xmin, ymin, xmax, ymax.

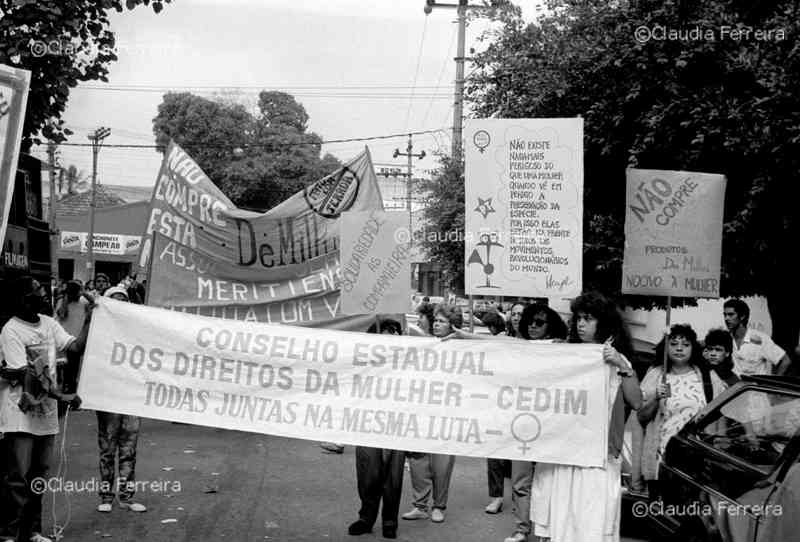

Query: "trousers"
<box><xmin>407</xmin><ymin>452</ymin><xmax>455</xmax><ymax>510</ymax></box>
<box><xmin>355</xmin><ymin>447</ymin><xmax>405</xmax><ymax>529</ymax></box>
<box><xmin>96</xmin><ymin>411</ymin><xmax>141</xmax><ymax>502</ymax></box>
<box><xmin>0</xmin><ymin>432</ymin><xmax>55</xmax><ymax>540</ymax></box>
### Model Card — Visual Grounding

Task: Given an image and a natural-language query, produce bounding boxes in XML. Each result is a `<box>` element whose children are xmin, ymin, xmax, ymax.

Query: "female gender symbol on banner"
<box><xmin>473</xmin><ymin>130</ymin><xmax>491</xmax><ymax>153</ymax></box>
<box><xmin>510</xmin><ymin>413</ymin><xmax>542</xmax><ymax>454</ymax></box>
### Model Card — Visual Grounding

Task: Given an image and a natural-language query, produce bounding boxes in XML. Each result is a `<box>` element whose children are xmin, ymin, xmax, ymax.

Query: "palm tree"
<box><xmin>57</xmin><ymin>164</ymin><xmax>88</xmax><ymax>196</ymax></box>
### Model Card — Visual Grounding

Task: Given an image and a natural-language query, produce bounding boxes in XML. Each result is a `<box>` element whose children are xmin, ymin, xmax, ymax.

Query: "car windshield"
<box><xmin>699</xmin><ymin>388</ymin><xmax>800</xmax><ymax>470</ymax></box>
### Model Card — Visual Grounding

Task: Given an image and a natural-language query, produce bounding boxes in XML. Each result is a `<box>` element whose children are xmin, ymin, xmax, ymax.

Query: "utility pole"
<box><xmin>46</xmin><ymin>142</ymin><xmax>59</xmax><ymax>279</ymax></box>
<box><xmin>424</xmin><ymin>0</ymin><xmax>487</xmax><ymax>163</ymax></box>
<box><xmin>87</xmin><ymin>127</ymin><xmax>111</xmax><ymax>278</ymax></box>
<box><xmin>393</xmin><ymin>135</ymin><xmax>426</xmax><ymax>244</ymax></box>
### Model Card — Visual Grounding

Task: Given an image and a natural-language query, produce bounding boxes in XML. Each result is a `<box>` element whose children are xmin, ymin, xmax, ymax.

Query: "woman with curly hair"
<box><xmin>638</xmin><ymin>324</ymin><xmax>723</xmax><ymax>498</ymax></box>
<box><xmin>531</xmin><ymin>291</ymin><xmax>642</xmax><ymax>542</ymax></box>
<box><xmin>402</xmin><ymin>304</ymin><xmax>462</xmax><ymax>524</ymax></box>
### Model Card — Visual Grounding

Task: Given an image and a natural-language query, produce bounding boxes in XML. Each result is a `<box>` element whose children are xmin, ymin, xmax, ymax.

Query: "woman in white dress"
<box><xmin>530</xmin><ymin>291</ymin><xmax>642</xmax><ymax>542</ymax></box>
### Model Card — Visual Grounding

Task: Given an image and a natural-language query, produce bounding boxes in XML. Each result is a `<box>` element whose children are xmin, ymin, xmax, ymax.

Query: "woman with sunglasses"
<box><xmin>503</xmin><ymin>304</ymin><xmax>568</xmax><ymax>542</ymax></box>
<box><xmin>445</xmin><ymin>303</ymin><xmax>568</xmax><ymax>542</ymax></box>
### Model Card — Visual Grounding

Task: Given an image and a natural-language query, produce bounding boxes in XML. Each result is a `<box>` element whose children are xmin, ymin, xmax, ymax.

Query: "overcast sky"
<box><xmin>32</xmin><ymin>0</ymin><xmax>544</xmax><ymax>188</ymax></box>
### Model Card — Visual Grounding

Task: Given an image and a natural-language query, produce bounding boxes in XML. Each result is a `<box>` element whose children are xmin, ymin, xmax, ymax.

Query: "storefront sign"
<box><xmin>2</xmin><ymin>225</ymin><xmax>28</xmax><ymax>269</ymax></box>
<box><xmin>60</xmin><ymin>231</ymin><xmax>142</xmax><ymax>256</ymax></box>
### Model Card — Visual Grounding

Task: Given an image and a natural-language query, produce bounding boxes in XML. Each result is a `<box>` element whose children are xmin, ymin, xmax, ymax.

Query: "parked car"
<box><xmin>623</xmin><ymin>376</ymin><xmax>800</xmax><ymax>542</ymax></box>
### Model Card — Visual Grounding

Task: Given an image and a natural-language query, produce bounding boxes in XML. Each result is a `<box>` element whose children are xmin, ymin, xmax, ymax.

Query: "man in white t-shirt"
<box><xmin>723</xmin><ymin>299</ymin><xmax>791</xmax><ymax>376</ymax></box>
<box><xmin>0</xmin><ymin>276</ymin><xmax>90</xmax><ymax>542</ymax></box>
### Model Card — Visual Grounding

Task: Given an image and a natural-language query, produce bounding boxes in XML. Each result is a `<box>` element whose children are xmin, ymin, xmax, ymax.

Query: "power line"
<box><xmin>404</xmin><ymin>16</ymin><xmax>429</xmax><ymax>133</ymax></box>
<box><xmin>73</xmin><ymin>86</ymin><xmax>451</xmax><ymax>99</ymax></box>
<box><xmin>79</xmin><ymin>84</ymin><xmax>455</xmax><ymax>91</ymax></box>
<box><xmin>51</xmin><ymin>128</ymin><xmax>450</xmax><ymax>150</ymax></box>
<box><xmin>421</xmin><ymin>23</ymin><xmax>458</xmax><ymax>129</ymax></box>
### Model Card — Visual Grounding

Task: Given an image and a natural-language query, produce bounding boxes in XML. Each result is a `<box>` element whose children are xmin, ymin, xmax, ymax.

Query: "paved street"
<box><xmin>35</xmin><ymin>412</ymin><xmax>649</xmax><ymax>542</ymax></box>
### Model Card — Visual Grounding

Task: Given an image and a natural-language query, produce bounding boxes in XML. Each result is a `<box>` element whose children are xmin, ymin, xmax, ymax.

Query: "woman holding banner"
<box><xmin>445</xmin><ymin>303</ymin><xmax>567</xmax><ymax>542</ymax></box>
<box><xmin>402</xmin><ymin>304</ymin><xmax>462</xmax><ymax>524</ymax></box>
<box><xmin>348</xmin><ymin>319</ymin><xmax>405</xmax><ymax>539</ymax></box>
<box><xmin>95</xmin><ymin>287</ymin><xmax>147</xmax><ymax>513</ymax></box>
<box><xmin>530</xmin><ymin>291</ymin><xmax>642</xmax><ymax>542</ymax></box>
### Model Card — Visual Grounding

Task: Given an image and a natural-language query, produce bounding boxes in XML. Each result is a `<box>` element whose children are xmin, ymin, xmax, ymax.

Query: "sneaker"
<box><xmin>431</xmin><ymin>508</ymin><xmax>445</xmax><ymax>523</ymax></box>
<box><xmin>30</xmin><ymin>534</ymin><xmax>53</xmax><ymax>542</ymax></box>
<box><xmin>97</xmin><ymin>502</ymin><xmax>112</xmax><ymax>513</ymax></box>
<box><xmin>319</xmin><ymin>442</ymin><xmax>344</xmax><ymax>454</ymax></box>
<box><xmin>119</xmin><ymin>501</ymin><xmax>147</xmax><ymax>512</ymax></box>
<box><xmin>504</xmin><ymin>533</ymin><xmax>528</xmax><ymax>542</ymax></box>
<box><xmin>485</xmin><ymin>497</ymin><xmax>503</xmax><ymax>514</ymax></box>
<box><xmin>401</xmin><ymin>508</ymin><xmax>429</xmax><ymax>520</ymax></box>
<box><xmin>348</xmin><ymin>520</ymin><xmax>372</xmax><ymax>536</ymax></box>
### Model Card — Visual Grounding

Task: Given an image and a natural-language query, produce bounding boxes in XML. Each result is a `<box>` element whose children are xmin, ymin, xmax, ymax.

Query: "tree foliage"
<box><xmin>463</xmin><ymin>0</ymin><xmax>800</xmax><ymax>348</ymax></box>
<box><xmin>58</xmin><ymin>164</ymin><xmax>88</xmax><ymax>195</ymax></box>
<box><xmin>152</xmin><ymin>90</ymin><xmax>342</xmax><ymax>211</ymax></box>
<box><xmin>417</xmin><ymin>154</ymin><xmax>465</xmax><ymax>292</ymax></box>
<box><xmin>0</xmin><ymin>0</ymin><xmax>171</xmax><ymax>148</ymax></box>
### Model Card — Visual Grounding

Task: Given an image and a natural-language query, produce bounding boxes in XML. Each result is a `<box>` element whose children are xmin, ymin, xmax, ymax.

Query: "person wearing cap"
<box><xmin>94</xmin><ymin>286</ymin><xmax>147</xmax><ymax>513</ymax></box>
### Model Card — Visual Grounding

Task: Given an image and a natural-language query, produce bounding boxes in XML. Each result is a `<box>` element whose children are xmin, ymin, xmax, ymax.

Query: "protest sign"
<box><xmin>464</xmin><ymin>118</ymin><xmax>583</xmax><ymax>298</ymax></box>
<box><xmin>60</xmin><ymin>231</ymin><xmax>141</xmax><ymax>256</ymax></box>
<box><xmin>149</xmin><ymin>232</ymin><xmax>374</xmax><ymax>329</ymax></box>
<box><xmin>0</xmin><ymin>65</ymin><xmax>31</xmax><ymax>245</ymax></box>
<box><xmin>340</xmin><ymin>210</ymin><xmax>411</xmax><ymax>315</ymax></box>
<box><xmin>141</xmin><ymin>142</ymin><xmax>384</xmax><ymax>330</ymax></box>
<box><xmin>80</xmin><ymin>299</ymin><xmax>610</xmax><ymax>467</ymax></box>
<box><xmin>622</xmin><ymin>169</ymin><xmax>727</xmax><ymax>297</ymax></box>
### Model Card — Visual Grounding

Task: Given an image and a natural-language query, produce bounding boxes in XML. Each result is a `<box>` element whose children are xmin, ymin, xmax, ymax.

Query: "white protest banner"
<box><xmin>622</xmin><ymin>169</ymin><xmax>727</xmax><ymax>298</ymax></box>
<box><xmin>60</xmin><ymin>231</ymin><xmax>141</xmax><ymax>256</ymax></box>
<box><xmin>464</xmin><ymin>118</ymin><xmax>583</xmax><ymax>298</ymax></box>
<box><xmin>340</xmin><ymin>210</ymin><xmax>411</xmax><ymax>315</ymax></box>
<box><xmin>0</xmin><ymin>65</ymin><xmax>31</xmax><ymax>245</ymax></box>
<box><xmin>79</xmin><ymin>299</ymin><xmax>610</xmax><ymax>467</ymax></box>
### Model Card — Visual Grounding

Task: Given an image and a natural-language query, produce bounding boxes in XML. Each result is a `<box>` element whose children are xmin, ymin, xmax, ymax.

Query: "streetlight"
<box><xmin>87</xmin><ymin>127</ymin><xmax>111</xmax><ymax>277</ymax></box>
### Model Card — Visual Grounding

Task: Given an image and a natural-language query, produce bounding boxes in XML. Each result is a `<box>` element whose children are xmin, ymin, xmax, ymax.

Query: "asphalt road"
<box><xmin>36</xmin><ymin>412</ymin><xmax>649</xmax><ymax>542</ymax></box>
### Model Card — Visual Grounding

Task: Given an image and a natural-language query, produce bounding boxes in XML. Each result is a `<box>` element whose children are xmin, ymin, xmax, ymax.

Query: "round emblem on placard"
<box><xmin>303</xmin><ymin>166</ymin><xmax>361</xmax><ymax>218</ymax></box>
<box><xmin>473</xmin><ymin>130</ymin><xmax>491</xmax><ymax>153</ymax></box>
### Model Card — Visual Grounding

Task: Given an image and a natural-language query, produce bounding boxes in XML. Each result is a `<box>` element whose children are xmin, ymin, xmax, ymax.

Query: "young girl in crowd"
<box><xmin>530</xmin><ymin>291</ymin><xmax>642</xmax><ymax>542</ymax></box>
<box><xmin>638</xmin><ymin>324</ymin><xmax>724</xmax><ymax>498</ymax></box>
<box><xmin>702</xmin><ymin>328</ymin><xmax>740</xmax><ymax>387</ymax></box>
